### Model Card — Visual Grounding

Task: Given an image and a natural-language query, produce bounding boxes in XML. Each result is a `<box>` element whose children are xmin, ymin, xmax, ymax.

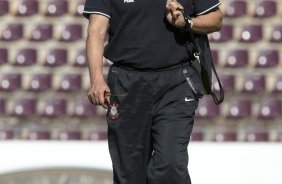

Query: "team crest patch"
<box><xmin>109</xmin><ymin>103</ymin><xmax>119</xmax><ymax>120</ymax></box>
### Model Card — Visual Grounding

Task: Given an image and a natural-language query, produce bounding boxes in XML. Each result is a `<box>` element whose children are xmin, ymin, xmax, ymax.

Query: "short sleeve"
<box><xmin>83</xmin><ymin>0</ymin><xmax>111</xmax><ymax>19</ymax></box>
<box><xmin>193</xmin><ymin>0</ymin><xmax>221</xmax><ymax>16</ymax></box>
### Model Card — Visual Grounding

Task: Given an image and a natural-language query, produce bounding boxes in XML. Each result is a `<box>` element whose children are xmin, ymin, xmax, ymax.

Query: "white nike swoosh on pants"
<box><xmin>185</xmin><ymin>97</ymin><xmax>195</xmax><ymax>102</ymax></box>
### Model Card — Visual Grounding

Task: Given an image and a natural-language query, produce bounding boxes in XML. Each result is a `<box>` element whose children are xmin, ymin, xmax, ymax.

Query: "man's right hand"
<box><xmin>87</xmin><ymin>79</ymin><xmax>110</xmax><ymax>109</ymax></box>
<box><xmin>166</xmin><ymin>0</ymin><xmax>186</xmax><ymax>29</ymax></box>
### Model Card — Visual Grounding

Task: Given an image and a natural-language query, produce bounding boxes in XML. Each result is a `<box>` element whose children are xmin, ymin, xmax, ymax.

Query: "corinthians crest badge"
<box><xmin>109</xmin><ymin>103</ymin><xmax>119</xmax><ymax>119</ymax></box>
<box><xmin>105</xmin><ymin>96</ymin><xmax>120</xmax><ymax>120</ymax></box>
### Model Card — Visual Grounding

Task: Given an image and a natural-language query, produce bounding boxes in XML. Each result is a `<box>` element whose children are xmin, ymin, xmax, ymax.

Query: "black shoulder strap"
<box><xmin>191</xmin><ymin>32</ymin><xmax>224</xmax><ymax>104</ymax></box>
<box><xmin>210</xmin><ymin>58</ymin><xmax>224</xmax><ymax>104</ymax></box>
<box><xmin>184</xmin><ymin>17</ymin><xmax>224</xmax><ymax>104</ymax></box>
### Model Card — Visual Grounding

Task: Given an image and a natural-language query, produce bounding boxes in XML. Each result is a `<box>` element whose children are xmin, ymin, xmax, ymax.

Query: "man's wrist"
<box><xmin>184</xmin><ymin>17</ymin><xmax>193</xmax><ymax>31</ymax></box>
<box><xmin>176</xmin><ymin>7</ymin><xmax>193</xmax><ymax>31</ymax></box>
<box><xmin>90</xmin><ymin>72</ymin><xmax>104</xmax><ymax>84</ymax></box>
<box><xmin>183</xmin><ymin>13</ymin><xmax>193</xmax><ymax>31</ymax></box>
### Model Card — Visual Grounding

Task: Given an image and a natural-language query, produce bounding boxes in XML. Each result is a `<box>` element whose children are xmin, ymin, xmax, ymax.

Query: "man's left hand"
<box><xmin>166</xmin><ymin>0</ymin><xmax>186</xmax><ymax>29</ymax></box>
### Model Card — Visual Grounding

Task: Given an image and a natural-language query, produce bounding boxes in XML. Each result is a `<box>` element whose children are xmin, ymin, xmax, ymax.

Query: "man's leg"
<box><xmin>147</xmin><ymin>80</ymin><xmax>199</xmax><ymax>184</ymax></box>
<box><xmin>106</xmin><ymin>66</ymin><xmax>153</xmax><ymax>184</ymax></box>
<box><xmin>107</xmin><ymin>109</ymin><xmax>153</xmax><ymax>184</ymax></box>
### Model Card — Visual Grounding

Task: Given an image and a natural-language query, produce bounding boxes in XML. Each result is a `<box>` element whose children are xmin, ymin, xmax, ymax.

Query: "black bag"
<box><xmin>187</xmin><ymin>32</ymin><xmax>224</xmax><ymax>105</ymax></box>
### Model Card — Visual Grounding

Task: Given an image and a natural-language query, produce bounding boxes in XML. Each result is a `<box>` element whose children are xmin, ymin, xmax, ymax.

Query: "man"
<box><xmin>83</xmin><ymin>0</ymin><xmax>222</xmax><ymax>183</ymax></box>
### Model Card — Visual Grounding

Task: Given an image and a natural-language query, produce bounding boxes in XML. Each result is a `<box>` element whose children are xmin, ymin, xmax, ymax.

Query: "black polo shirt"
<box><xmin>83</xmin><ymin>0</ymin><xmax>220</xmax><ymax>70</ymax></box>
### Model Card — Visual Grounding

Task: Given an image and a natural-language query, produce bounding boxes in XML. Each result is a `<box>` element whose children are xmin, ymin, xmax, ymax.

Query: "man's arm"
<box><xmin>86</xmin><ymin>14</ymin><xmax>110</xmax><ymax>108</ymax></box>
<box><xmin>191</xmin><ymin>9</ymin><xmax>223</xmax><ymax>34</ymax></box>
<box><xmin>166</xmin><ymin>0</ymin><xmax>223</xmax><ymax>34</ymax></box>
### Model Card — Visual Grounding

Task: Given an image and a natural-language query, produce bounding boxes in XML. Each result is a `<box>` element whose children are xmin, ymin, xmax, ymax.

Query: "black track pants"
<box><xmin>106</xmin><ymin>63</ymin><xmax>200</xmax><ymax>184</ymax></box>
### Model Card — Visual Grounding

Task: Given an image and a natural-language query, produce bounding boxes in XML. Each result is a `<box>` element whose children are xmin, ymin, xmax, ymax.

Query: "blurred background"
<box><xmin>0</xmin><ymin>0</ymin><xmax>281</xmax><ymax>184</ymax></box>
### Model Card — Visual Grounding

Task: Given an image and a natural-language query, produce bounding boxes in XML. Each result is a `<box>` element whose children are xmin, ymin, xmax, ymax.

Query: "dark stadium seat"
<box><xmin>0</xmin><ymin>98</ymin><xmax>5</xmax><ymax>114</ymax></box>
<box><xmin>58</xmin><ymin>131</ymin><xmax>82</xmax><ymax>140</ymax></box>
<box><xmin>28</xmin><ymin>73</ymin><xmax>52</xmax><ymax>91</ymax></box>
<box><xmin>0</xmin><ymin>23</ymin><xmax>23</xmax><ymax>41</ymax></box>
<box><xmin>45</xmin><ymin>0</ymin><xmax>68</xmax><ymax>17</ymax></box>
<box><xmin>224</xmin><ymin>49</ymin><xmax>248</xmax><ymax>68</ymax></box>
<box><xmin>13</xmin><ymin>48</ymin><xmax>37</xmax><ymax>66</ymax></box>
<box><xmin>0</xmin><ymin>73</ymin><xmax>22</xmax><ymax>91</ymax></box>
<box><xmin>11</xmin><ymin>98</ymin><xmax>36</xmax><ymax>117</ymax></box>
<box><xmin>224</xmin><ymin>0</ymin><xmax>247</xmax><ymax>18</ymax></box>
<box><xmin>210</xmin><ymin>24</ymin><xmax>233</xmax><ymax>42</ymax></box>
<box><xmin>27</xmin><ymin>130</ymin><xmax>51</xmax><ymax>140</ymax></box>
<box><xmin>190</xmin><ymin>125</ymin><xmax>204</xmax><ymax>141</ymax></box>
<box><xmin>245</xmin><ymin>129</ymin><xmax>269</xmax><ymax>142</ymax></box>
<box><xmin>190</xmin><ymin>131</ymin><xmax>204</xmax><ymax>141</ymax></box>
<box><xmin>89</xmin><ymin>131</ymin><xmax>107</xmax><ymax>140</ymax></box>
<box><xmin>210</xmin><ymin>50</ymin><xmax>218</xmax><ymax>65</ymax></box>
<box><xmin>272</xmin><ymin>75</ymin><xmax>282</xmax><ymax>93</ymax></box>
<box><xmin>0</xmin><ymin>0</ymin><xmax>9</xmax><ymax>16</ymax></box>
<box><xmin>257</xmin><ymin>98</ymin><xmax>281</xmax><ymax>120</ymax></box>
<box><xmin>226</xmin><ymin>99</ymin><xmax>252</xmax><ymax>119</ymax></box>
<box><xmin>41</xmin><ymin>98</ymin><xmax>67</xmax><ymax>118</ymax></box>
<box><xmin>212</xmin><ymin>130</ymin><xmax>237</xmax><ymax>142</ymax></box>
<box><xmin>241</xmin><ymin>74</ymin><xmax>265</xmax><ymax>93</ymax></box>
<box><xmin>0</xmin><ymin>48</ymin><xmax>8</xmax><ymax>64</ymax></box>
<box><xmin>254</xmin><ymin>0</ymin><xmax>277</xmax><ymax>18</ymax></box>
<box><xmin>16</xmin><ymin>0</ymin><xmax>39</xmax><ymax>16</ymax></box>
<box><xmin>0</xmin><ymin>130</ymin><xmax>14</xmax><ymax>140</ymax></box>
<box><xmin>74</xmin><ymin>0</ymin><xmax>85</xmax><ymax>16</ymax></box>
<box><xmin>58</xmin><ymin>74</ymin><xmax>82</xmax><ymax>92</ymax></box>
<box><xmin>44</xmin><ymin>48</ymin><xmax>67</xmax><ymax>67</ymax></box>
<box><xmin>240</xmin><ymin>25</ymin><xmax>263</xmax><ymax>42</ymax></box>
<box><xmin>213</xmin><ymin>74</ymin><xmax>235</xmax><ymax>93</ymax></box>
<box><xmin>30</xmin><ymin>24</ymin><xmax>53</xmax><ymax>41</ymax></box>
<box><xmin>245</xmin><ymin>132</ymin><xmax>269</xmax><ymax>142</ymax></box>
<box><xmin>73</xmin><ymin>48</ymin><xmax>87</xmax><ymax>67</ymax></box>
<box><xmin>270</xmin><ymin>25</ymin><xmax>282</xmax><ymax>43</ymax></box>
<box><xmin>73</xmin><ymin>97</ymin><xmax>96</xmax><ymax>117</ymax></box>
<box><xmin>195</xmin><ymin>97</ymin><xmax>219</xmax><ymax>119</ymax></box>
<box><xmin>59</xmin><ymin>24</ymin><xmax>83</xmax><ymax>42</ymax></box>
<box><xmin>255</xmin><ymin>50</ymin><xmax>279</xmax><ymax>68</ymax></box>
